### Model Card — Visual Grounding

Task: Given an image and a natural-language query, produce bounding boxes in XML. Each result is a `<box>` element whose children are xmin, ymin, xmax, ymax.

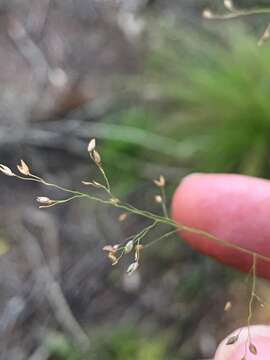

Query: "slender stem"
<box><xmin>16</xmin><ymin>174</ymin><xmax>83</xmax><ymax>196</ymax></box>
<box><xmin>160</xmin><ymin>186</ymin><xmax>169</xmax><ymax>218</ymax></box>
<box><xmin>119</xmin><ymin>202</ymin><xmax>174</xmax><ymax>225</ymax></box>
<box><xmin>206</xmin><ymin>7</ymin><xmax>270</xmax><ymax>20</ymax></box>
<box><xmin>126</xmin><ymin>222</ymin><xmax>158</xmax><ymax>248</ymax></box>
<box><xmin>12</xmin><ymin>171</ymin><xmax>270</xmax><ymax>266</ymax></box>
<box><xmin>144</xmin><ymin>229</ymin><xmax>178</xmax><ymax>248</ymax></box>
<box><xmin>39</xmin><ymin>194</ymin><xmax>85</xmax><ymax>208</ymax></box>
<box><xmin>180</xmin><ymin>224</ymin><xmax>270</xmax><ymax>264</ymax></box>
<box><xmin>134</xmin><ymin>221</ymin><xmax>158</xmax><ymax>261</ymax></box>
<box><xmin>247</xmin><ymin>254</ymin><xmax>257</xmax><ymax>343</ymax></box>
<box><xmin>258</xmin><ymin>22</ymin><xmax>270</xmax><ymax>46</ymax></box>
<box><xmin>135</xmin><ymin>221</ymin><xmax>157</xmax><ymax>245</ymax></box>
<box><xmin>98</xmin><ymin>165</ymin><xmax>111</xmax><ymax>193</ymax></box>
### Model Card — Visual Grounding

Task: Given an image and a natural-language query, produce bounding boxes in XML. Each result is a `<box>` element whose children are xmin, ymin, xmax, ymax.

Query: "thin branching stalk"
<box><xmin>204</xmin><ymin>7</ymin><xmax>270</xmax><ymax>20</ymax></box>
<box><xmin>1</xmin><ymin>139</ymin><xmax>269</xmax><ymax>349</ymax></box>
<box><xmin>247</xmin><ymin>254</ymin><xmax>257</xmax><ymax>341</ymax></box>
<box><xmin>203</xmin><ymin>0</ymin><xmax>270</xmax><ymax>45</ymax></box>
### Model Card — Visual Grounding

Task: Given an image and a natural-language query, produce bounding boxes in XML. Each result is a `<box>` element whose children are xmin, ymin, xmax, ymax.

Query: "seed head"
<box><xmin>103</xmin><ymin>245</ymin><xmax>116</xmax><ymax>253</ymax></box>
<box><xmin>92</xmin><ymin>181</ymin><xmax>103</xmax><ymax>188</ymax></box>
<box><xmin>258</xmin><ymin>26</ymin><xmax>270</xmax><ymax>46</ymax></box>
<box><xmin>124</xmin><ymin>240</ymin><xmax>134</xmax><ymax>254</ymax></box>
<box><xmin>224</xmin><ymin>301</ymin><xmax>232</xmax><ymax>312</ymax></box>
<box><xmin>82</xmin><ymin>181</ymin><xmax>92</xmax><ymax>185</ymax></box>
<box><xmin>103</xmin><ymin>244</ymin><xmax>120</xmax><ymax>254</ymax></box>
<box><xmin>92</xmin><ymin>150</ymin><xmax>101</xmax><ymax>165</ymax></box>
<box><xmin>118</xmin><ymin>212</ymin><xmax>128</xmax><ymax>222</ymax></box>
<box><xmin>82</xmin><ymin>180</ymin><xmax>103</xmax><ymax>188</ymax></box>
<box><xmin>224</xmin><ymin>0</ymin><xmax>234</xmax><ymax>11</ymax></box>
<box><xmin>0</xmin><ymin>164</ymin><xmax>14</xmax><ymax>176</ymax></box>
<box><xmin>127</xmin><ymin>261</ymin><xmax>139</xmax><ymax>275</ymax></box>
<box><xmin>135</xmin><ymin>244</ymin><xmax>144</xmax><ymax>261</ymax></box>
<box><xmin>202</xmin><ymin>9</ymin><xmax>213</xmax><ymax>18</ymax></box>
<box><xmin>17</xmin><ymin>159</ymin><xmax>30</xmax><ymax>176</ymax></box>
<box><xmin>108</xmin><ymin>252</ymin><xmax>118</xmax><ymax>265</ymax></box>
<box><xmin>155</xmin><ymin>195</ymin><xmax>162</xmax><ymax>204</ymax></box>
<box><xmin>36</xmin><ymin>196</ymin><xmax>53</xmax><ymax>205</ymax></box>
<box><xmin>110</xmin><ymin>198</ymin><xmax>120</xmax><ymax>204</ymax></box>
<box><xmin>249</xmin><ymin>343</ymin><xmax>257</xmax><ymax>355</ymax></box>
<box><xmin>87</xmin><ymin>138</ymin><xmax>96</xmax><ymax>152</ymax></box>
<box><xmin>154</xmin><ymin>175</ymin><xmax>165</xmax><ymax>187</ymax></box>
<box><xmin>226</xmin><ymin>335</ymin><xmax>239</xmax><ymax>345</ymax></box>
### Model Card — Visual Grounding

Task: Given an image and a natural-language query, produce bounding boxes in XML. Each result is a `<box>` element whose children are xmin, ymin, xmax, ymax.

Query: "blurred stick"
<box><xmin>26</xmin><ymin>0</ymin><xmax>51</xmax><ymax>40</ymax></box>
<box><xmin>258</xmin><ymin>23</ymin><xmax>270</xmax><ymax>46</ymax></box>
<box><xmin>7</xmin><ymin>16</ymin><xmax>49</xmax><ymax>87</ymax></box>
<box><xmin>12</xmin><ymin>220</ymin><xmax>90</xmax><ymax>350</ymax></box>
<box><xmin>28</xmin><ymin>345</ymin><xmax>49</xmax><ymax>360</ymax></box>
<box><xmin>0</xmin><ymin>120</ymin><xmax>198</xmax><ymax>160</ymax></box>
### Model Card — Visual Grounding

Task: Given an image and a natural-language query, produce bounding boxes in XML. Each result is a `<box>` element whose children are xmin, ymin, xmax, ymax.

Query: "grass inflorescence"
<box><xmin>203</xmin><ymin>0</ymin><xmax>270</xmax><ymax>46</ymax></box>
<box><xmin>1</xmin><ymin>138</ymin><xmax>269</xmax><ymax>357</ymax></box>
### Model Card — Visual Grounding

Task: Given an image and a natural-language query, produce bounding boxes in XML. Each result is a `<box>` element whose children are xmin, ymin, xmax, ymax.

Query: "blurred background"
<box><xmin>1</xmin><ymin>0</ymin><xmax>270</xmax><ymax>359</ymax></box>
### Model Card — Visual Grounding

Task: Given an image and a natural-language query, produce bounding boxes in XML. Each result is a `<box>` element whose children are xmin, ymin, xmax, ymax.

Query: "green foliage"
<box><xmin>144</xmin><ymin>25</ymin><xmax>270</xmax><ymax>177</ymax></box>
<box><xmin>104</xmin><ymin>25</ymin><xmax>270</xmax><ymax>181</ymax></box>
<box><xmin>92</xmin><ymin>327</ymin><xmax>168</xmax><ymax>360</ymax></box>
<box><xmin>45</xmin><ymin>332</ymin><xmax>82</xmax><ymax>360</ymax></box>
<box><xmin>45</xmin><ymin>328</ymin><xmax>169</xmax><ymax>360</ymax></box>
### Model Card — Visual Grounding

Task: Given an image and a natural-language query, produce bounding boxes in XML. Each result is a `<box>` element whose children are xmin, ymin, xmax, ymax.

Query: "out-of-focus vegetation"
<box><xmin>1</xmin><ymin>1</ymin><xmax>270</xmax><ymax>360</ymax></box>
<box><xmin>46</xmin><ymin>328</ymin><xmax>169</xmax><ymax>360</ymax></box>
<box><xmin>88</xmin><ymin>22</ymin><xmax>270</xmax><ymax>359</ymax></box>
<box><xmin>104</xmin><ymin>25</ymin><xmax>270</xmax><ymax>183</ymax></box>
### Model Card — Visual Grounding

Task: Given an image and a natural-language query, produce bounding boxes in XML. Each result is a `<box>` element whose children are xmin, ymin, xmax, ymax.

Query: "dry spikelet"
<box><xmin>154</xmin><ymin>175</ymin><xmax>165</xmax><ymax>187</ymax></box>
<box><xmin>0</xmin><ymin>164</ymin><xmax>14</xmax><ymax>176</ymax></box>
<box><xmin>135</xmin><ymin>245</ymin><xmax>144</xmax><ymax>261</ymax></box>
<box><xmin>226</xmin><ymin>335</ymin><xmax>239</xmax><ymax>345</ymax></box>
<box><xmin>108</xmin><ymin>252</ymin><xmax>118</xmax><ymax>265</ymax></box>
<box><xmin>103</xmin><ymin>245</ymin><xmax>120</xmax><ymax>254</ymax></box>
<box><xmin>110</xmin><ymin>198</ymin><xmax>120</xmax><ymax>204</ymax></box>
<box><xmin>92</xmin><ymin>181</ymin><xmax>103</xmax><ymax>188</ymax></box>
<box><xmin>103</xmin><ymin>245</ymin><xmax>116</xmax><ymax>253</ymax></box>
<box><xmin>82</xmin><ymin>181</ymin><xmax>93</xmax><ymax>185</ymax></box>
<box><xmin>87</xmin><ymin>138</ymin><xmax>96</xmax><ymax>152</ymax></box>
<box><xmin>263</xmin><ymin>27</ymin><xmax>270</xmax><ymax>41</ymax></box>
<box><xmin>118</xmin><ymin>212</ymin><xmax>128</xmax><ymax>222</ymax></box>
<box><xmin>155</xmin><ymin>195</ymin><xmax>162</xmax><ymax>204</ymax></box>
<box><xmin>36</xmin><ymin>196</ymin><xmax>54</xmax><ymax>205</ymax></box>
<box><xmin>17</xmin><ymin>159</ymin><xmax>30</xmax><ymax>176</ymax></box>
<box><xmin>202</xmin><ymin>9</ymin><xmax>213</xmax><ymax>18</ymax></box>
<box><xmin>224</xmin><ymin>301</ymin><xmax>232</xmax><ymax>312</ymax></box>
<box><xmin>249</xmin><ymin>343</ymin><xmax>257</xmax><ymax>355</ymax></box>
<box><xmin>224</xmin><ymin>0</ymin><xmax>234</xmax><ymax>11</ymax></box>
<box><xmin>92</xmin><ymin>150</ymin><xmax>101</xmax><ymax>165</ymax></box>
<box><xmin>124</xmin><ymin>240</ymin><xmax>134</xmax><ymax>254</ymax></box>
<box><xmin>127</xmin><ymin>261</ymin><xmax>139</xmax><ymax>275</ymax></box>
<box><xmin>258</xmin><ymin>25</ymin><xmax>270</xmax><ymax>46</ymax></box>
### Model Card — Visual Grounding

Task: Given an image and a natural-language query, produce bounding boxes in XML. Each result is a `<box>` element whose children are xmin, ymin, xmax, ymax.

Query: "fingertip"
<box><xmin>171</xmin><ymin>173</ymin><xmax>270</xmax><ymax>279</ymax></box>
<box><xmin>214</xmin><ymin>326</ymin><xmax>270</xmax><ymax>360</ymax></box>
<box><xmin>171</xmin><ymin>172</ymin><xmax>204</xmax><ymax>223</ymax></box>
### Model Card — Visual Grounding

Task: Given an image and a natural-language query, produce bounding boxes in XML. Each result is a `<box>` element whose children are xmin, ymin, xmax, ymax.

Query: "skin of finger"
<box><xmin>171</xmin><ymin>173</ymin><xmax>270</xmax><ymax>279</ymax></box>
<box><xmin>214</xmin><ymin>326</ymin><xmax>270</xmax><ymax>360</ymax></box>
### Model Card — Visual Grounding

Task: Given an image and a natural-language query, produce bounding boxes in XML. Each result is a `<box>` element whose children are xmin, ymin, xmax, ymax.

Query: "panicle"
<box><xmin>0</xmin><ymin>164</ymin><xmax>14</xmax><ymax>176</ymax></box>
